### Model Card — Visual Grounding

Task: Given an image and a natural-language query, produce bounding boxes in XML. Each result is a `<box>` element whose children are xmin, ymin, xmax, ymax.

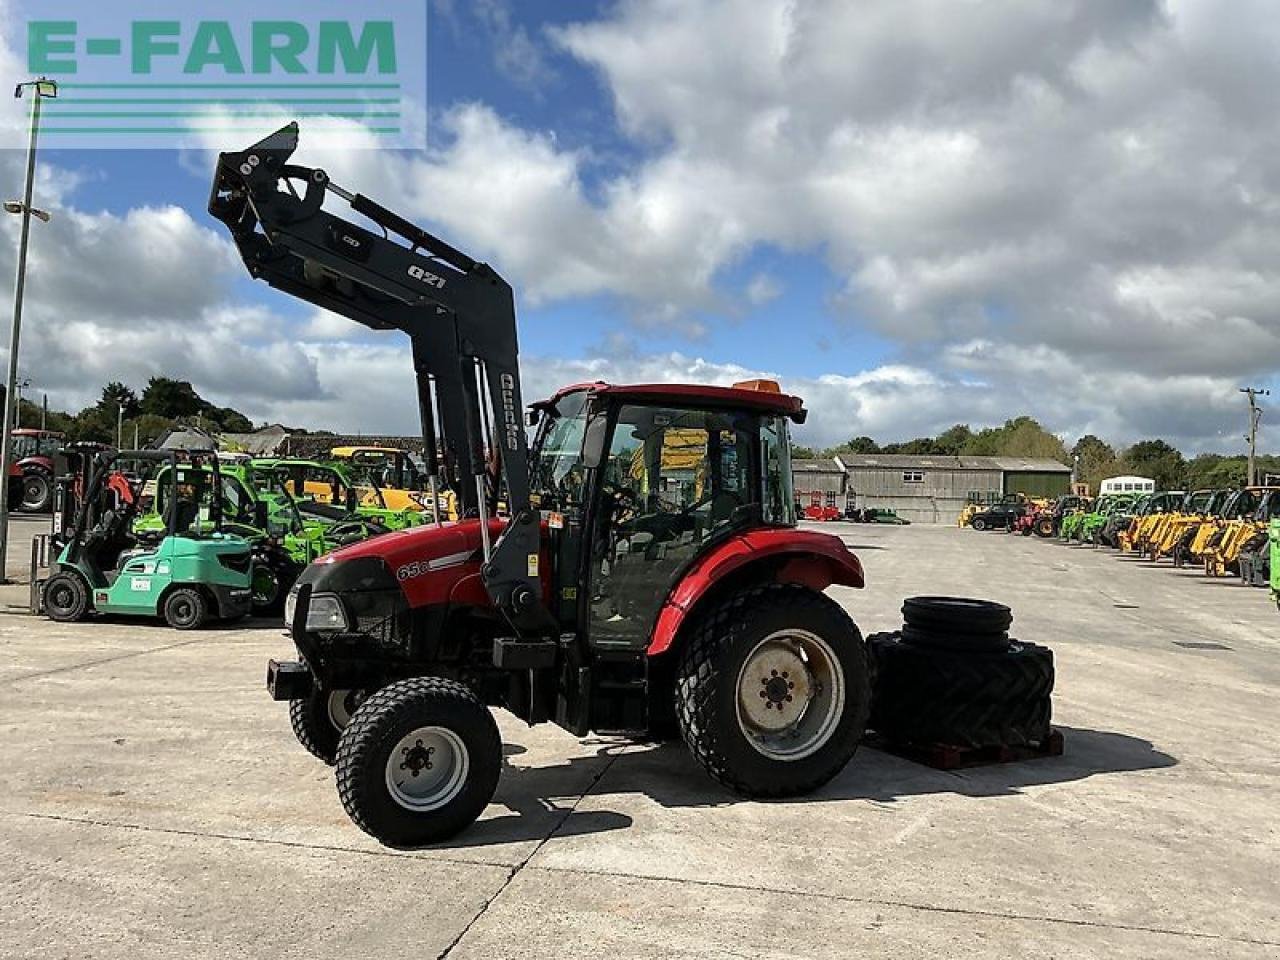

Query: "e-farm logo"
<box><xmin>10</xmin><ymin>1</ymin><xmax>426</xmax><ymax>149</ymax></box>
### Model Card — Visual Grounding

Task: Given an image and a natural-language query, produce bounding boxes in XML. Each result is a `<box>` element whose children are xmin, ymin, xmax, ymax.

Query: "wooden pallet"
<box><xmin>867</xmin><ymin>728</ymin><xmax>1065</xmax><ymax>771</ymax></box>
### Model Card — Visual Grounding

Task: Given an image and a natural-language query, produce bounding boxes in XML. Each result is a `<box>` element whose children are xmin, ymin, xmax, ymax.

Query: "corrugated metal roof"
<box><xmin>792</xmin><ymin>458</ymin><xmax>845</xmax><ymax>473</ymax></box>
<box><xmin>842</xmin><ymin>453</ymin><xmax>1070</xmax><ymax>472</ymax></box>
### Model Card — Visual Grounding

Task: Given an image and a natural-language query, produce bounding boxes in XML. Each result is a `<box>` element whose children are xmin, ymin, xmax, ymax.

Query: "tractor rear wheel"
<box><xmin>1035</xmin><ymin>517</ymin><xmax>1055</xmax><ymax>538</ymax></box>
<box><xmin>19</xmin><ymin>469</ymin><xmax>52</xmax><ymax>513</ymax></box>
<box><xmin>971</xmin><ymin>517</ymin><xmax>988</xmax><ymax>531</ymax></box>
<box><xmin>336</xmin><ymin>677</ymin><xmax>502</xmax><ymax>847</ymax></box>
<box><xmin>289</xmin><ymin>688</ymin><xmax>365</xmax><ymax>764</ymax></box>
<box><xmin>675</xmin><ymin>583</ymin><xmax>870</xmax><ymax>797</ymax></box>
<box><xmin>163</xmin><ymin>587</ymin><xmax>208</xmax><ymax>630</ymax></box>
<box><xmin>43</xmin><ymin>571</ymin><xmax>89</xmax><ymax>622</ymax></box>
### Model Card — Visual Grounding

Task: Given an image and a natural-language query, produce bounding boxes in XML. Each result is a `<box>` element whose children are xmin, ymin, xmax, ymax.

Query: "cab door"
<box><xmin>585</xmin><ymin>403</ymin><xmax>759</xmax><ymax>652</ymax></box>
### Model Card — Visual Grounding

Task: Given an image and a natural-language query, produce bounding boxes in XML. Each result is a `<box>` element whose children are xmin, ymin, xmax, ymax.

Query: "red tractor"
<box><xmin>802</xmin><ymin>490</ymin><xmax>841</xmax><ymax>521</ymax></box>
<box><xmin>10</xmin><ymin>428</ymin><xmax>64</xmax><ymax>512</ymax></box>
<box><xmin>211</xmin><ymin>125</ymin><xmax>871</xmax><ymax>847</ymax></box>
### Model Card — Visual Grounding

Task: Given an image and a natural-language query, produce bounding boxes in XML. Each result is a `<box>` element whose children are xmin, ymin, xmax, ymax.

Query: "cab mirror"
<box><xmin>582</xmin><ymin>415</ymin><xmax>609</xmax><ymax>469</ymax></box>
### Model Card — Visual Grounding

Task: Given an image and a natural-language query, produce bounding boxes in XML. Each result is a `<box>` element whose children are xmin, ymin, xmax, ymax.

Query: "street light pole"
<box><xmin>0</xmin><ymin>78</ymin><xmax>56</xmax><ymax>583</ymax></box>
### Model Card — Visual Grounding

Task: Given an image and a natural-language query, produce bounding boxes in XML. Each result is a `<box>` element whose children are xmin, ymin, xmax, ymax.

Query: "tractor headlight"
<box><xmin>283</xmin><ymin>586</ymin><xmax>299</xmax><ymax>628</ymax></box>
<box><xmin>304</xmin><ymin>594</ymin><xmax>349</xmax><ymax>633</ymax></box>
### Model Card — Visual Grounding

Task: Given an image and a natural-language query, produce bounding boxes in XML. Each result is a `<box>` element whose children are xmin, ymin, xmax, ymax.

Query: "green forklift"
<box><xmin>41</xmin><ymin>449</ymin><xmax>254</xmax><ymax>629</ymax></box>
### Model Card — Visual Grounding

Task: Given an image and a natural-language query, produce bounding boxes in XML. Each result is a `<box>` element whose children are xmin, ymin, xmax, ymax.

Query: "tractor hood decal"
<box><xmin>308</xmin><ymin>518</ymin><xmax>508</xmax><ymax>609</ymax></box>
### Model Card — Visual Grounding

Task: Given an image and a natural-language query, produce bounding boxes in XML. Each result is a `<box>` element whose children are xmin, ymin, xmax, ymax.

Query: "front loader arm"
<box><xmin>208</xmin><ymin>123</ymin><xmax>553</xmax><ymax>637</ymax></box>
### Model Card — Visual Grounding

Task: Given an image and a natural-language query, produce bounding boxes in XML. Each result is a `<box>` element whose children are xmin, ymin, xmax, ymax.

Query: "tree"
<box><xmin>882</xmin><ymin>437</ymin><xmax>941</xmax><ymax>455</ymax></box>
<box><xmin>843</xmin><ymin>436</ymin><xmax>880</xmax><ymax>454</ymax></box>
<box><xmin>1071</xmin><ymin>434</ymin><xmax>1117</xmax><ymax>493</ymax></box>
<box><xmin>1120</xmin><ymin>439</ymin><xmax>1186</xmax><ymax>490</ymax></box>
<box><xmin>140</xmin><ymin>377</ymin><xmax>205</xmax><ymax>419</ymax></box>
<box><xmin>962</xmin><ymin>417</ymin><xmax>1066</xmax><ymax>461</ymax></box>
<box><xmin>98</xmin><ymin>381</ymin><xmax>139</xmax><ymax>419</ymax></box>
<box><xmin>934</xmin><ymin>424</ymin><xmax>972</xmax><ymax>455</ymax></box>
<box><xmin>791</xmin><ymin>445</ymin><xmax>818</xmax><ymax>459</ymax></box>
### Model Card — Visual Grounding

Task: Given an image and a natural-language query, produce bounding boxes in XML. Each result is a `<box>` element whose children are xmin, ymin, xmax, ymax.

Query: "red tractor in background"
<box><xmin>211</xmin><ymin>124</ymin><xmax>872</xmax><ymax>847</ymax></box>
<box><xmin>9</xmin><ymin>428</ymin><xmax>64</xmax><ymax>512</ymax></box>
<box><xmin>802</xmin><ymin>490</ymin><xmax>842</xmax><ymax>521</ymax></box>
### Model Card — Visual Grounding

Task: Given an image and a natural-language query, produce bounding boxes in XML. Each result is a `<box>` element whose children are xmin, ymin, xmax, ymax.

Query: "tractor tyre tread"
<box><xmin>674</xmin><ymin>582</ymin><xmax>870</xmax><ymax>798</ymax></box>
<box><xmin>335</xmin><ymin>676</ymin><xmax>501</xmax><ymax>847</ymax></box>
<box><xmin>867</xmin><ymin>633</ymin><xmax>1054</xmax><ymax>748</ymax></box>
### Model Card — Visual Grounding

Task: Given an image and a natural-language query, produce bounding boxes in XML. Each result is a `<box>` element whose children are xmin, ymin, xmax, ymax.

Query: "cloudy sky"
<box><xmin>0</xmin><ymin>0</ymin><xmax>1276</xmax><ymax>453</ymax></box>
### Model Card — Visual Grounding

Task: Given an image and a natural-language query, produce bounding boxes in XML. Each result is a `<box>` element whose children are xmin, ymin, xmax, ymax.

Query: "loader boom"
<box><xmin>208</xmin><ymin>123</ymin><xmax>553</xmax><ymax>636</ymax></box>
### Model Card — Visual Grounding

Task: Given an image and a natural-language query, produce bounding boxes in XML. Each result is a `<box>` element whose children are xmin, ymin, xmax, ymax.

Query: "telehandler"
<box><xmin>211</xmin><ymin>124</ymin><xmax>871</xmax><ymax>846</ymax></box>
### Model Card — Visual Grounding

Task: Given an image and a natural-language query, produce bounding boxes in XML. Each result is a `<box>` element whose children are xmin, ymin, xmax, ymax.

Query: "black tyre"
<box><xmin>902</xmin><ymin>596</ymin><xmax>1012</xmax><ymax>635</ymax></box>
<box><xmin>251</xmin><ymin>553</ymin><xmax>297</xmax><ymax>617</ymax></box>
<box><xmin>289</xmin><ymin>687</ymin><xmax>365</xmax><ymax>764</ymax></box>
<box><xmin>1020</xmin><ymin>525</ymin><xmax>1034</xmax><ymax>536</ymax></box>
<box><xmin>335</xmin><ymin>677</ymin><xmax>502</xmax><ymax>847</ymax></box>
<box><xmin>19</xmin><ymin>469</ymin><xmax>52</xmax><ymax>513</ymax></box>
<box><xmin>971</xmin><ymin>517</ymin><xmax>988</xmax><ymax>531</ymax></box>
<box><xmin>900</xmin><ymin>624</ymin><xmax>1009</xmax><ymax>653</ymax></box>
<box><xmin>867</xmin><ymin>633</ymin><xmax>1053</xmax><ymax>748</ymax></box>
<box><xmin>674</xmin><ymin>583</ymin><xmax>870</xmax><ymax>798</ymax></box>
<box><xmin>43</xmin><ymin>571</ymin><xmax>89</xmax><ymax>622</ymax></box>
<box><xmin>163</xmin><ymin>587</ymin><xmax>207</xmax><ymax>630</ymax></box>
<box><xmin>1035</xmin><ymin>518</ymin><xmax>1055</xmax><ymax>538</ymax></box>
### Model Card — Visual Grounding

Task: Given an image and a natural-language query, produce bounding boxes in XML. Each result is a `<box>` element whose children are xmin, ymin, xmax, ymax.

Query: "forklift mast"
<box><xmin>208</xmin><ymin>123</ymin><xmax>552</xmax><ymax>636</ymax></box>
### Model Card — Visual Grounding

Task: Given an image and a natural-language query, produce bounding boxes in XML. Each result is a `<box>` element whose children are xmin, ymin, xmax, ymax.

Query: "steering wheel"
<box><xmin>601</xmin><ymin>481</ymin><xmax>639</xmax><ymax>524</ymax></box>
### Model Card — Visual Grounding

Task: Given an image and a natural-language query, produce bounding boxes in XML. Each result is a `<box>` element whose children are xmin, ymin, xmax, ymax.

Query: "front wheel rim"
<box><xmin>326</xmin><ymin>689</ymin><xmax>359</xmax><ymax>731</ymax></box>
<box><xmin>735</xmin><ymin>629</ymin><xmax>845</xmax><ymax>761</ymax></box>
<box><xmin>384</xmin><ymin>725</ymin><xmax>469</xmax><ymax>812</ymax></box>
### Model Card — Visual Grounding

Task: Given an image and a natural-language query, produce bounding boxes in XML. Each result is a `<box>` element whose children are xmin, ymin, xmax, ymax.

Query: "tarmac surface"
<box><xmin>1</xmin><ymin>517</ymin><xmax>1277</xmax><ymax>958</ymax></box>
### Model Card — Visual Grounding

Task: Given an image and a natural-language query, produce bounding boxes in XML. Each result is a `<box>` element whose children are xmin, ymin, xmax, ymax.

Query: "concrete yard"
<box><xmin>1</xmin><ymin>519</ymin><xmax>1277</xmax><ymax>959</ymax></box>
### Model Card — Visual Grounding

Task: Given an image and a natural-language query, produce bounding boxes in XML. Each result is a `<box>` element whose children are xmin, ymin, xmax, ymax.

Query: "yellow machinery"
<box><xmin>1203</xmin><ymin>488</ymin><xmax>1280</xmax><ymax>577</ymax></box>
<box><xmin>1118</xmin><ymin>491</ymin><xmax>1183</xmax><ymax>553</ymax></box>
<box><xmin>329</xmin><ymin>446</ymin><xmax>454</xmax><ymax>517</ymax></box>
<box><xmin>1146</xmin><ymin>490</ymin><xmax>1218</xmax><ymax>562</ymax></box>
<box><xmin>1168</xmin><ymin>489</ymin><xmax>1238</xmax><ymax>567</ymax></box>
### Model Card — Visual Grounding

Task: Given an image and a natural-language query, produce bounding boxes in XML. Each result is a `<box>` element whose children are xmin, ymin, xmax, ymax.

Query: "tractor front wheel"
<box><xmin>335</xmin><ymin>677</ymin><xmax>502</xmax><ymax>847</ymax></box>
<box><xmin>289</xmin><ymin>687</ymin><xmax>365</xmax><ymax>764</ymax></box>
<box><xmin>163</xmin><ymin>587</ymin><xmax>208</xmax><ymax>630</ymax></box>
<box><xmin>675</xmin><ymin>583</ymin><xmax>870</xmax><ymax>797</ymax></box>
<box><xmin>43</xmin><ymin>571</ymin><xmax>89</xmax><ymax>622</ymax></box>
<box><xmin>971</xmin><ymin>517</ymin><xmax>987</xmax><ymax>531</ymax></box>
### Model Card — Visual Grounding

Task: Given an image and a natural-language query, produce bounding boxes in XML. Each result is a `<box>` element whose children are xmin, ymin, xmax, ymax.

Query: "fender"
<box><xmin>647</xmin><ymin>528</ymin><xmax>864</xmax><ymax>656</ymax></box>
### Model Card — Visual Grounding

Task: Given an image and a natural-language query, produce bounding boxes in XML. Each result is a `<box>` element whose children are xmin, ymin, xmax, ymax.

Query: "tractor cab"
<box><xmin>529</xmin><ymin>380</ymin><xmax>799</xmax><ymax>653</ymax></box>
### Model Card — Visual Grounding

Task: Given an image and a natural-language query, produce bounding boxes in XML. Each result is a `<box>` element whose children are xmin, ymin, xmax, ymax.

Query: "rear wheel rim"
<box><xmin>735</xmin><ymin>629</ymin><xmax>845</xmax><ymax>761</ymax></box>
<box><xmin>22</xmin><ymin>476</ymin><xmax>47</xmax><ymax>508</ymax></box>
<box><xmin>384</xmin><ymin>725</ymin><xmax>469</xmax><ymax>812</ymax></box>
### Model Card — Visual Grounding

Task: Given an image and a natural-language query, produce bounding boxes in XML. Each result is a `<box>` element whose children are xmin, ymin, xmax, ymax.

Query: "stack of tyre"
<box><xmin>867</xmin><ymin>597</ymin><xmax>1054</xmax><ymax>749</ymax></box>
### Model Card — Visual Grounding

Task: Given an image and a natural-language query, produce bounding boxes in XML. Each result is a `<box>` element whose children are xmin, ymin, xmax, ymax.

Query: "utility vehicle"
<box><xmin>211</xmin><ymin>124</ymin><xmax>869</xmax><ymax>846</ymax></box>
<box><xmin>41</xmin><ymin>449</ymin><xmax>254</xmax><ymax>629</ymax></box>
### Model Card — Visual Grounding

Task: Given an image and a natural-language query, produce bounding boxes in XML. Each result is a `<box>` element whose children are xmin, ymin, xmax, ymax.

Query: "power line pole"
<box><xmin>1240</xmin><ymin>386</ymin><xmax>1270</xmax><ymax>487</ymax></box>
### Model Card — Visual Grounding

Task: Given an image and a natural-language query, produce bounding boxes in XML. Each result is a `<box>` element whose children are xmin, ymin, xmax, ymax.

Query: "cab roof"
<box><xmin>542</xmin><ymin>381</ymin><xmax>807</xmax><ymax>423</ymax></box>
